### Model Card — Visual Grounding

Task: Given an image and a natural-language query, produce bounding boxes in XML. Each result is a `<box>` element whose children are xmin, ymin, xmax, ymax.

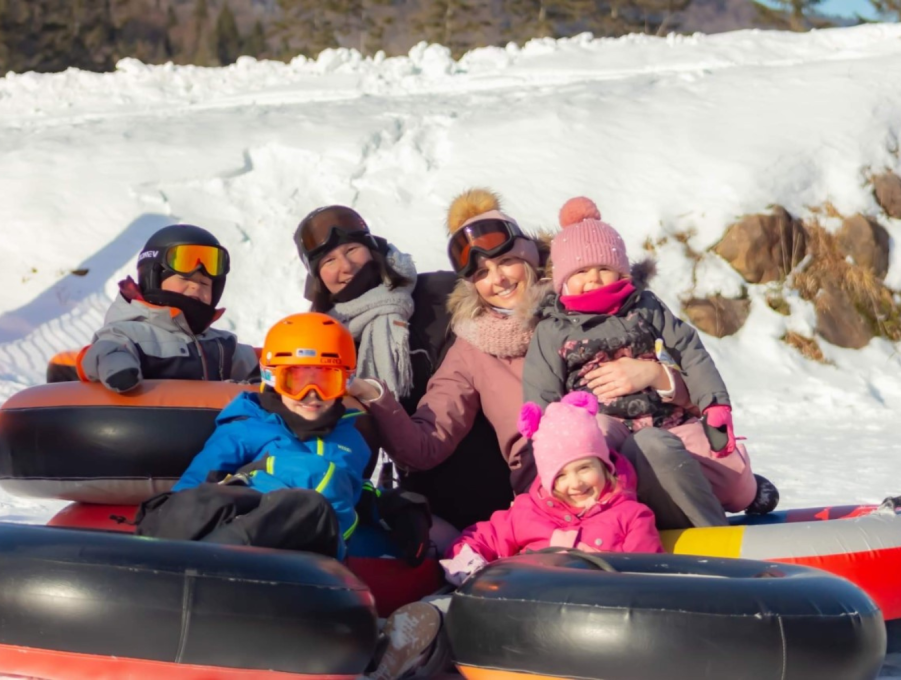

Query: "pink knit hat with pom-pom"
<box><xmin>518</xmin><ymin>392</ymin><xmax>613</xmax><ymax>490</ymax></box>
<box><xmin>551</xmin><ymin>197</ymin><xmax>630</xmax><ymax>294</ymax></box>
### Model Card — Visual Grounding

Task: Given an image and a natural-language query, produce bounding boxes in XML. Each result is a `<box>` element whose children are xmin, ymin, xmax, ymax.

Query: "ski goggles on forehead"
<box><xmin>297</xmin><ymin>211</ymin><xmax>376</xmax><ymax>268</ymax></box>
<box><xmin>447</xmin><ymin>218</ymin><xmax>523</xmax><ymax>278</ymax></box>
<box><xmin>161</xmin><ymin>244</ymin><xmax>230</xmax><ymax>278</ymax></box>
<box><xmin>261</xmin><ymin>365</ymin><xmax>349</xmax><ymax>402</ymax></box>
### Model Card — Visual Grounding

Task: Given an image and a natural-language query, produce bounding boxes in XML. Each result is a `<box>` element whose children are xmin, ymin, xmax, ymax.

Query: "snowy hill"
<box><xmin>1</xmin><ymin>23</ymin><xmax>901</xmax><ymax>530</ymax></box>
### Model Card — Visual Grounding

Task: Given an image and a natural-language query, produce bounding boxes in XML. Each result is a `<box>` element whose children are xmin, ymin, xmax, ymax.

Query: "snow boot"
<box><xmin>745</xmin><ymin>474</ymin><xmax>780</xmax><ymax>515</ymax></box>
<box><xmin>369</xmin><ymin>602</ymin><xmax>443</xmax><ymax>680</ymax></box>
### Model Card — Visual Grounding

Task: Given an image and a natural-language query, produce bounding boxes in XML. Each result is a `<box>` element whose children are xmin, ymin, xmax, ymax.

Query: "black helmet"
<box><xmin>137</xmin><ymin>224</ymin><xmax>230</xmax><ymax>307</ymax></box>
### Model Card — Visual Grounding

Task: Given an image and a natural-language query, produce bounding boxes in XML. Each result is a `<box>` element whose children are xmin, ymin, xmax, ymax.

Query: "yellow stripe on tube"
<box><xmin>660</xmin><ymin>525</ymin><xmax>746</xmax><ymax>558</ymax></box>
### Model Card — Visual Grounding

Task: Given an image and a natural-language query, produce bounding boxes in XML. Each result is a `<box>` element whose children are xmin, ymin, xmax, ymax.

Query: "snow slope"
<box><xmin>1</xmin><ymin>25</ymin><xmax>901</xmax><ymax>522</ymax></box>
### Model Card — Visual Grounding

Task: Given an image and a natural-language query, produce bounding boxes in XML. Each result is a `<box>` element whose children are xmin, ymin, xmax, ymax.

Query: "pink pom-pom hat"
<box><xmin>551</xmin><ymin>197</ymin><xmax>630</xmax><ymax>295</ymax></box>
<box><xmin>517</xmin><ymin>392</ymin><xmax>612</xmax><ymax>490</ymax></box>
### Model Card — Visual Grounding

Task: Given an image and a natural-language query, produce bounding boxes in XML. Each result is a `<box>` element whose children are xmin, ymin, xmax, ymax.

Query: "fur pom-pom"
<box><xmin>629</xmin><ymin>257</ymin><xmax>657</xmax><ymax>291</ymax></box>
<box><xmin>561</xmin><ymin>390</ymin><xmax>599</xmax><ymax>415</ymax></box>
<box><xmin>517</xmin><ymin>402</ymin><xmax>543</xmax><ymax>438</ymax></box>
<box><xmin>559</xmin><ymin>197</ymin><xmax>601</xmax><ymax>228</ymax></box>
<box><xmin>447</xmin><ymin>188</ymin><xmax>502</xmax><ymax>234</ymax></box>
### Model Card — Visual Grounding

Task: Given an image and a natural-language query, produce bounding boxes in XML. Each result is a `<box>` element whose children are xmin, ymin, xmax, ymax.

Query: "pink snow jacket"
<box><xmin>447</xmin><ymin>451</ymin><xmax>664</xmax><ymax>560</ymax></box>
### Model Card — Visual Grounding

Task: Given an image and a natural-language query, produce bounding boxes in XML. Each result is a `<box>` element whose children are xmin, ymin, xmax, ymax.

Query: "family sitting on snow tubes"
<box><xmin>76</xmin><ymin>188</ymin><xmax>780</xmax><ymax>680</ymax></box>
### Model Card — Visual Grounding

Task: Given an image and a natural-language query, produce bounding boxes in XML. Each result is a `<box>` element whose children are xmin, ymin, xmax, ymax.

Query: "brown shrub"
<box><xmin>782</xmin><ymin>331</ymin><xmax>830</xmax><ymax>364</ymax></box>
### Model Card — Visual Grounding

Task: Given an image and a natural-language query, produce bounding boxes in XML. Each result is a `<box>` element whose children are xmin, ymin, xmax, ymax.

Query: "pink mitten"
<box><xmin>702</xmin><ymin>404</ymin><xmax>736</xmax><ymax>458</ymax></box>
<box><xmin>440</xmin><ymin>544</ymin><xmax>488</xmax><ymax>587</ymax></box>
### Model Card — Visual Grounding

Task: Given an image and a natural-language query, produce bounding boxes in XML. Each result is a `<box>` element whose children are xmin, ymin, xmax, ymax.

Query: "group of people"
<box><xmin>75</xmin><ymin>188</ymin><xmax>779</xmax><ymax>680</ymax></box>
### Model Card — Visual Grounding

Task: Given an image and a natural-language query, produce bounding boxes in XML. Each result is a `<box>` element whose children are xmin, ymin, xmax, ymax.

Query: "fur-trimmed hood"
<box><xmin>448</xmin><ymin>276</ymin><xmax>553</xmax><ymax>337</ymax></box>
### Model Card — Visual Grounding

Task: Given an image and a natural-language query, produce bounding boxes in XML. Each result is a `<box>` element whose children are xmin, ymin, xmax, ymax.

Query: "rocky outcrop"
<box><xmin>715</xmin><ymin>207</ymin><xmax>807</xmax><ymax>284</ymax></box>
<box><xmin>683</xmin><ymin>295</ymin><xmax>751</xmax><ymax>338</ymax></box>
<box><xmin>873</xmin><ymin>171</ymin><xmax>901</xmax><ymax>219</ymax></box>
<box><xmin>837</xmin><ymin>214</ymin><xmax>890</xmax><ymax>279</ymax></box>
<box><xmin>814</xmin><ymin>283</ymin><xmax>874</xmax><ymax>349</ymax></box>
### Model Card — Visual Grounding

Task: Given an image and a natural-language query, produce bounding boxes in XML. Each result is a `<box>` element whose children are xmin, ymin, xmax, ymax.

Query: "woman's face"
<box><xmin>318</xmin><ymin>242</ymin><xmax>373</xmax><ymax>295</ymax></box>
<box><xmin>472</xmin><ymin>255</ymin><xmax>530</xmax><ymax>310</ymax></box>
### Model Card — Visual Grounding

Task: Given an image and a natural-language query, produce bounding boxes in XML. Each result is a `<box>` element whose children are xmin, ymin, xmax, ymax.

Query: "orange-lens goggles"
<box><xmin>267</xmin><ymin>365</ymin><xmax>347</xmax><ymax>401</ymax></box>
<box><xmin>164</xmin><ymin>244</ymin><xmax>230</xmax><ymax>278</ymax></box>
<box><xmin>447</xmin><ymin>219</ymin><xmax>522</xmax><ymax>278</ymax></box>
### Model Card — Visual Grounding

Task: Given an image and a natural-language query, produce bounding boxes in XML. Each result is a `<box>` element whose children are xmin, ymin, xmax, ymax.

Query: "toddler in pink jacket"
<box><xmin>441</xmin><ymin>391</ymin><xmax>663</xmax><ymax>585</ymax></box>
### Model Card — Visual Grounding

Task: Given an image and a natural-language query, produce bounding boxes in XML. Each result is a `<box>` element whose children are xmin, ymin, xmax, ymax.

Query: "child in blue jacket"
<box><xmin>136</xmin><ymin>313</ymin><xmax>376</xmax><ymax>560</ymax></box>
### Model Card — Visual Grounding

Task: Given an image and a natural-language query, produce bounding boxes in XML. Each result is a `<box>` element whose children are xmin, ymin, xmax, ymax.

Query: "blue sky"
<box><xmin>761</xmin><ymin>0</ymin><xmax>883</xmax><ymax>19</ymax></box>
<box><xmin>819</xmin><ymin>0</ymin><xmax>880</xmax><ymax>19</ymax></box>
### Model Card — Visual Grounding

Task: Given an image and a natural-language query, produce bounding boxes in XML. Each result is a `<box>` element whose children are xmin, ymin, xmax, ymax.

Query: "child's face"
<box><xmin>472</xmin><ymin>255</ymin><xmax>530</xmax><ymax>309</ymax></box>
<box><xmin>552</xmin><ymin>457</ymin><xmax>608</xmax><ymax>509</ymax></box>
<box><xmin>161</xmin><ymin>271</ymin><xmax>214</xmax><ymax>305</ymax></box>
<box><xmin>565</xmin><ymin>266</ymin><xmax>620</xmax><ymax>295</ymax></box>
<box><xmin>318</xmin><ymin>242</ymin><xmax>374</xmax><ymax>295</ymax></box>
<box><xmin>281</xmin><ymin>391</ymin><xmax>337</xmax><ymax>420</ymax></box>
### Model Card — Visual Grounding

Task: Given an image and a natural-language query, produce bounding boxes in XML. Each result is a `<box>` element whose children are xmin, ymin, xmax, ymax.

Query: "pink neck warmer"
<box><xmin>560</xmin><ymin>279</ymin><xmax>635</xmax><ymax>315</ymax></box>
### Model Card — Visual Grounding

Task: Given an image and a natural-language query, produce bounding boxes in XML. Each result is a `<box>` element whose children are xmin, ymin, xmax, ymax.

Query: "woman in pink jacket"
<box><xmin>441</xmin><ymin>391</ymin><xmax>663</xmax><ymax>584</ymax></box>
<box><xmin>349</xmin><ymin>188</ymin><xmax>551</xmax><ymax>495</ymax></box>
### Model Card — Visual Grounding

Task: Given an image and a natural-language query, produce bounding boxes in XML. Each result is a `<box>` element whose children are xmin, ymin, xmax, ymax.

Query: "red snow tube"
<box><xmin>0</xmin><ymin>521</ymin><xmax>377</xmax><ymax>680</ymax></box>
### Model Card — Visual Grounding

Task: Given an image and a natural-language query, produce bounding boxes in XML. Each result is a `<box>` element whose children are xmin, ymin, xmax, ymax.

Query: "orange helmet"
<box><xmin>260</xmin><ymin>313</ymin><xmax>356</xmax><ymax>401</ymax></box>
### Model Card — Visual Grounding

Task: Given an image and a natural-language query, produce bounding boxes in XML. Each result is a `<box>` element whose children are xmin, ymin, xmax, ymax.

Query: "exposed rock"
<box><xmin>715</xmin><ymin>207</ymin><xmax>807</xmax><ymax>284</ymax></box>
<box><xmin>837</xmin><ymin>214</ymin><xmax>890</xmax><ymax>279</ymax></box>
<box><xmin>873</xmin><ymin>171</ymin><xmax>901</xmax><ymax>219</ymax></box>
<box><xmin>682</xmin><ymin>295</ymin><xmax>751</xmax><ymax>338</ymax></box>
<box><xmin>815</xmin><ymin>283</ymin><xmax>874</xmax><ymax>349</ymax></box>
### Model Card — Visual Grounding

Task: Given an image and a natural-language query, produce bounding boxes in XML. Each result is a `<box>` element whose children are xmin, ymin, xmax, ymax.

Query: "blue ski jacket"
<box><xmin>173</xmin><ymin>392</ymin><xmax>371</xmax><ymax>558</ymax></box>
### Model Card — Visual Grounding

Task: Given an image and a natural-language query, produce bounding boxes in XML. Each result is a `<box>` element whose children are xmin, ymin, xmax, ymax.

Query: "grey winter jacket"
<box><xmin>81</xmin><ymin>290</ymin><xmax>258</xmax><ymax>392</ymax></box>
<box><xmin>523</xmin><ymin>288</ymin><xmax>729</xmax><ymax>427</ymax></box>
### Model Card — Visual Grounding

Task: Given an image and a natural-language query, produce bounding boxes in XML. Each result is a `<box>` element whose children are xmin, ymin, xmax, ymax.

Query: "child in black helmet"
<box><xmin>80</xmin><ymin>224</ymin><xmax>258</xmax><ymax>393</ymax></box>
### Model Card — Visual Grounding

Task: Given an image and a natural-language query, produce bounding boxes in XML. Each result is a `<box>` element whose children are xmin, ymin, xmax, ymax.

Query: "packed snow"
<box><xmin>1</xmin><ymin>23</ymin><xmax>901</xmax><ymax>674</ymax></box>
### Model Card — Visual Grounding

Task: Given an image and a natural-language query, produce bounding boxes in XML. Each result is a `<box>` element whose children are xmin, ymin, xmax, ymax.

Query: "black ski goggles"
<box><xmin>296</xmin><ymin>206</ymin><xmax>378</xmax><ymax>271</ymax></box>
<box><xmin>447</xmin><ymin>218</ymin><xmax>523</xmax><ymax>278</ymax></box>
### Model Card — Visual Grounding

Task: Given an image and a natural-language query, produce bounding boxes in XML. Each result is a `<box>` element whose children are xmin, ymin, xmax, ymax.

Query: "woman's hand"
<box><xmin>346</xmin><ymin>376</ymin><xmax>382</xmax><ymax>403</ymax></box>
<box><xmin>581</xmin><ymin>358</ymin><xmax>671</xmax><ymax>402</ymax></box>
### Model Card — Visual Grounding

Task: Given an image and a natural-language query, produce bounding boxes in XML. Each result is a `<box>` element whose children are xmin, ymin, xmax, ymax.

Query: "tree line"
<box><xmin>1</xmin><ymin>0</ymin><xmax>899</xmax><ymax>75</ymax></box>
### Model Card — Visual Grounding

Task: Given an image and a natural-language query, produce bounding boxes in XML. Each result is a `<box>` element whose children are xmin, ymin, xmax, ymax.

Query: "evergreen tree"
<box><xmin>276</xmin><ymin>0</ymin><xmax>341</xmax><ymax>59</ymax></box>
<box><xmin>192</xmin><ymin>0</ymin><xmax>216</xmax><ymax>64</ymax></box>
<box><xmin>214</xmin><ymin>3</ymin><xmax>242</xmax><ymax>64</ymax></box>
<box><xmin>412</xmin><ymin>0</ymin><xmax>490</xmax><ymax>57</ymax></box>
<box><xmin>242</xmin><ymin>19</ymin><xmax>268</xmax><ymax>57</ymax></box>
<box><xmin>503</xmin><ymin>0</ymin><xmax>555</xmax><ymax>42</ymax></box>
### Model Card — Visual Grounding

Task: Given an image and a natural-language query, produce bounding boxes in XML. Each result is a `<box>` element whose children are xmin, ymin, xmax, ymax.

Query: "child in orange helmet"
<box><xmin>136</xmin><ymin>313</ymin><xmax>377</xmax><ymax>560</ymax></box>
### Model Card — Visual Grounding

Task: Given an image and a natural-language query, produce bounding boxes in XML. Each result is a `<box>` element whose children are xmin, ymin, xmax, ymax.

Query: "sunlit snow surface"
<box><xmin>1</xmin><ymin>25</ymin><xmax>901</xmax><ymax>677</ymax></box>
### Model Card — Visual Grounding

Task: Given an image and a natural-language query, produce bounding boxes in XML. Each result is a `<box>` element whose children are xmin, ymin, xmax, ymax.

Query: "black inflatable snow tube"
<box><xmin>447</xmin><ymin>551</ymin><xmax>887</xmax><ymax>680</ymax></box>
<box><xmin>0</xmin><ymin>522</ymin><xmax>378</xmax><ymax>678</ymax></box>
<box><xmin>0</xmin><ymin>380</ymin><xmax>252</xmax><ymax>503</ymax></box>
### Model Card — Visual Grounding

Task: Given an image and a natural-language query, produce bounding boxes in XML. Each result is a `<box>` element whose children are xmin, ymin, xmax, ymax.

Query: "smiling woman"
<box><xmin>347</xmin><ymin>188</ymin><xmax>549</xmax><ymax>497</ymax></box>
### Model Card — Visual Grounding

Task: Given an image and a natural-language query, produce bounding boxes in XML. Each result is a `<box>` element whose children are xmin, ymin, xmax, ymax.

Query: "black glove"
<box><xmin>105</xmin><ymin>368</ymin><xmax>140</xmax><ymax>393</ymax></box>
<box><xmin>377</xmin><ymin>489</ymin><xmax>432</xmax><ymax>568</ymax></box>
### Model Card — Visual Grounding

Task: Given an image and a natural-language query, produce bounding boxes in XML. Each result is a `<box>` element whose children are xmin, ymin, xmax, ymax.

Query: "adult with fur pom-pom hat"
<box><xmin>348</xmin><ymin>186</ymin><xmax>553</xmax><ymax>516</ymax></box>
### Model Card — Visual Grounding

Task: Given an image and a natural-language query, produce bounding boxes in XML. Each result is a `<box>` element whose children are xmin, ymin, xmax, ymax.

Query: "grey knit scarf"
<box><xmin>329</xmin><ymin>247</ymin><xmax>417</xmax><ymax>399</ymax></box>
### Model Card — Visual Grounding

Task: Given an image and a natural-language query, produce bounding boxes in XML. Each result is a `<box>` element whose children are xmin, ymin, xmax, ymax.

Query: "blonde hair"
<box><xmin>448</xmin><ymin>258</ymin><xmax>541</xmax><ymax>328</ymax></box>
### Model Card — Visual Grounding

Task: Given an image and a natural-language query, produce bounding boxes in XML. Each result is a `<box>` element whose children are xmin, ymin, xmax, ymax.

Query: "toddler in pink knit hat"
<box><xmin>440</xmin><ymin>391</ymin><xmax>663</xmax><ymax>587</ymax></box>
<box><xmin>521</xmin><ymin>197</ymin><xmax>778</xmax><ymax>523</ymax></box>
